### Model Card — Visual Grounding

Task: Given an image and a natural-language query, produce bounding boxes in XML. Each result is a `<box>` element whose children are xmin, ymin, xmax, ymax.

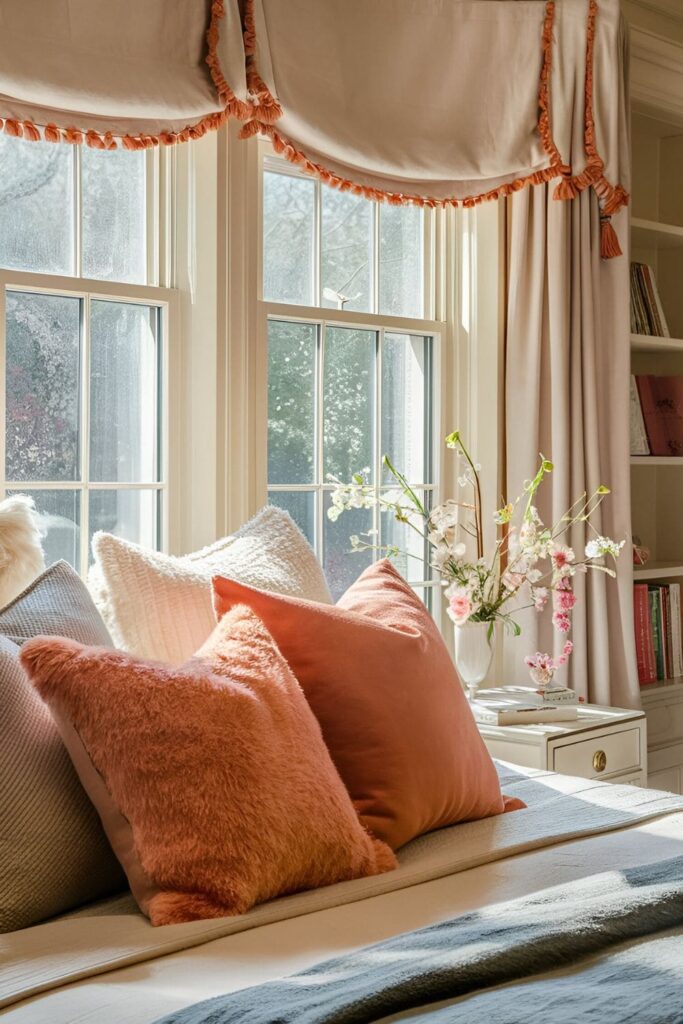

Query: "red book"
<box><xmin>634</xmin><ymin>583</ymin><xmax>657</xmax><ymax>684</ymax></box>
<box><xmin>637</xmin><ymin>375</ymin><xmax>683</xmax><ymax>456</ymax></box>
<box><xmin>638</xmin><ymin>376</ymin><xmax>671</xmax><ymax>456</ymax></box>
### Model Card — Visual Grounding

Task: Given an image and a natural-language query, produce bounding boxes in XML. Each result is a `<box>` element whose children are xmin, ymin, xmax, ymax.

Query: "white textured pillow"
<box><xmin>88</xmin><ymin>506</ymin><xmax>332</xmax><ymax>664</ymax></box>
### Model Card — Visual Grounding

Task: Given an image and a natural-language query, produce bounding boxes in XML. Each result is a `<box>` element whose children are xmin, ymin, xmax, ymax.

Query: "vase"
<box><xmin>453</xmin><ymin>620</ymin><xmax>495</xmax><ymax>701</ymax></box>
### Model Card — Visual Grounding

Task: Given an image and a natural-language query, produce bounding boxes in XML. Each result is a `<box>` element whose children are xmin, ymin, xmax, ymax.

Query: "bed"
<box><xmin>2</xmin><ymin>762</ymin><xmax>683</xmax><ymax>1024</ymax></box>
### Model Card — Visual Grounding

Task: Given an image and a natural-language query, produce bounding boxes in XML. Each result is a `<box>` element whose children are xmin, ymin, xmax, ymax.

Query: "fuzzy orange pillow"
<box><xmin>20</xmin><ymin>606</ymin><xmax>396</xmax><ymax>926</ymax></box>
<box><xmin>213</xmin><ymin>560</ymin><xmax>519</xmax><ymax>851</ymax></box>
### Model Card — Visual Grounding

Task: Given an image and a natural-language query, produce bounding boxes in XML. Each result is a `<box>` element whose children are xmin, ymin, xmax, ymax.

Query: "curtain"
<box><xmin>504</xmin><ymin>21</ymin><xmax>638</xmax><ymax>706</ymax></box>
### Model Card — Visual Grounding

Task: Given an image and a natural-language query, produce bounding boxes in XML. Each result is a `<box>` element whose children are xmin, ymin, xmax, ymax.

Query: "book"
<box><xmin>663</xmin><ymin>586</ymin><xmax>673</xmax><ymax>679</ymax></box>
<box><xmin>470</xmin><ymin>699</ymin><xmax>578</xmax><ymax>726</ymax></box>
<box><xmin>670</xmin><ymin>584</ymin><xmax>683</xmax><ymax>678</ymax></box>
<box><xmin>649</xmin><ymin>587</ymin><xmax>665</xmax><ymax>680</ymax></box>
<box><xmin>630</xmin><ymin>375</ymin><xmax>650</xmax><ymax>454</ymax></box>
<box><xmin>476</xmin><ymin>685</ymin><xmax>579</xmax><ymax>706</ymax></box>
<box><xmin>634</xmin><ymin>583</ymin><xmax>657</xmax><ymax>684</ymax></box>
<box><xmin>636</xmin><ymin>375</ymin><xmax>683</xmax><ymax>456</ymax></box>
<box><xmin>630</xmin><ymin>262</ymin><xmax>670</xmax><ymax>337</ymax></box>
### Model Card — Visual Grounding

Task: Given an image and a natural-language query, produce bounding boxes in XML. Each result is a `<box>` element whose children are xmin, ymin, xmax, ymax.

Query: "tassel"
<box><xmin>22</xmin><ymin>121</ymin><xmax>41</xmax><ymax>142</ymax></box>
<box><xmin>600</xmin><ymin>215</ymin><xmax>622</xmax><ymax>259</ymax></box>
<box><xmin>44</xmin><ymin>123</ymin><xmax>62</xmax><ymax>143</ymax></box>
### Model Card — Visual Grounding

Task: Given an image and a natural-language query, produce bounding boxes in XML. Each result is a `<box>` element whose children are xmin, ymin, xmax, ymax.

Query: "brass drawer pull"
<box><xmin>593</xmin><ymin>749</ymin><xmax>607</xmax><ymax>773</ymax></box>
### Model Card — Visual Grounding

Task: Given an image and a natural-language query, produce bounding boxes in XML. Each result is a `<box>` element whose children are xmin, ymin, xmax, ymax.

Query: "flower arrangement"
<box><xmin>328</xmin><ymin>431</ymin><xmax>624</xmax><ymax>688</ymax></box>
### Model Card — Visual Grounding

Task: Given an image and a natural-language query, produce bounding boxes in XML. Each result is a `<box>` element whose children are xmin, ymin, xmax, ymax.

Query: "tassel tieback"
<box><xmin>600</xmin><ymin>214</ymin><xmax>622</xmax><ymax>259</ymax></box>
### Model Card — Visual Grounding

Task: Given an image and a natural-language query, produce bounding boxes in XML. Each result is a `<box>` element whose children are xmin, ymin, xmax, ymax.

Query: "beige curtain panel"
<box><xmin>0</xmin><ymin>0</ymin><xmax>628</xmax><ymax>253</ymax></box>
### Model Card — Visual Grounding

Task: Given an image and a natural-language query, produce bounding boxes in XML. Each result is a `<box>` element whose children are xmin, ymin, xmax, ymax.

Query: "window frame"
<box><xmin>259</xmin><ymin>148</ymin><xmax>448</xmax><ymax>608</ymax></box>
<box><xmin>0</xmin><ymin>146</ymin><xmax>182</xmax><ymax>573</ymax></box>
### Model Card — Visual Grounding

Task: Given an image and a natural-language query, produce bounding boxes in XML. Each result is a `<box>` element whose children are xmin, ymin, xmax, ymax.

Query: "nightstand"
<box><xmin>477</xmin><ymin>703</ymin><xmax>648</xmax><ymax>785</ymax></box>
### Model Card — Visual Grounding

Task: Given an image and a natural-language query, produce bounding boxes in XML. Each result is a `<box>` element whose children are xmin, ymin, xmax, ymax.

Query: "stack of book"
<box><xmin>634</xmin><ymin>582</ymin><xmax>683</xmax><ymax>685</ymax></box>
<box><xmin>631</xmin><ymin>375</ymin><xmax>683</xmax><ymax>456</ymax></box>
<box><xmin>630</xmin><ymin>262</ymin><xmax>670</xmax><ymax>337</ymax></box>
<box><xmin>471</xmin><ymin>687</ymin><xmax>579</xmax><ymax>725</ymax></box>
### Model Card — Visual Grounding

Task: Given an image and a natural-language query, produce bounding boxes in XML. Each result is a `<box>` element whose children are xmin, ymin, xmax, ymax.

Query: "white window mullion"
<box><xmin>316</xmin><ymin>321</ymin><xmax>326</xmax><ymax>561</ymax></box>
<box><xmin>374</xmin><ymin>327</ymin><xmax>383</xmax><ymax>552</ymax></box>
<box><xmin>0</xmin><ymin>284</ymin><xmax>5</xmax><ymax>503</ymax></box>
<box><xmin>79</xmin><ymin>293</ymin><xmax>91</xmax><ymax>574</ymax></box>
<box><xmin>74</xmin><ymin>145</ymin><xmax>83</xmax><ymax>278</ymax></box>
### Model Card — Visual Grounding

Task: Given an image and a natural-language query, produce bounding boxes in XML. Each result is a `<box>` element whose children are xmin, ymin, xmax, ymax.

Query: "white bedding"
<box><xmin>3</xmin><ymin>763</ymin><xmax>683</xmax><ymax>1024</ymax></box>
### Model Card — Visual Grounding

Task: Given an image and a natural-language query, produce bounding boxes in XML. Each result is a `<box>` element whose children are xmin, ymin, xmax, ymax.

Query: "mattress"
<box><xmin>3</xmin><ymin>762</ymin><xmax>683</xmax><ymax>1024</ymax></box>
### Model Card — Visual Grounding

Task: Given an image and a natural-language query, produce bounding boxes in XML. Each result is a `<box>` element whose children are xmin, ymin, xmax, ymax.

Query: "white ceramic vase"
<box><xmin>453</xmin><ymin>620</ymin><xmax>495</xmax><ymax>701</ymax></box>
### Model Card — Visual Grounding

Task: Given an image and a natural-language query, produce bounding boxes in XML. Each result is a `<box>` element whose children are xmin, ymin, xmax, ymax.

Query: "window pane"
<box><xmin>268</xmin><ymin>321</ymin><xmax>316</xmax><ymax>484</ymax></box>
<box><xmin>321</xmin><ymin>189</ymin><xmax>372</xmax><ymax>313</ymax></box>
<box><xmin>9</xmin><ymin>489</ymin><xmax>81</xmax><ymax>571</ymax></box>
<box><xmin>323</xmin><ymin>327</ymin><xmax>376</xmax><ymax>482</ymax></box>
<box><xmin>6</xmin><ymin>292</ymin><xmax>81</xmax><ymax>482</ymax></box>
<box><xmin>82</xmin><ymin>148</ymin><xmax>146</xmax><ymax>284</ymax></box>
<box><xmin>88</xmin><ymin>489</ymin><xmax>158</xmax><ymax>559</ymax></box>
<box><xmin>0</xmin><ymin>136</ymin><xmax>74</xmax><ymax>275</ymax></box>
<box><xmin>263</xmin><ymin>171</ymin><xmax>315</xmax><ymax>305</ymax></box>
<box><xmin>323</xmin><ymin>493</ymin><xmax>372</xmax><ymax>601</ymax></box>
<box><xmin>268</xmin><ymin>491</ymin><xmax>315</xmax><ymax>547</ymax></box>
<box><xmin>382</xmin><ymin>333</ymin><xmax>431</xmax><ymax>483</ymax></box>
<box><xmin>379</xmin><ymin>205</ymin><xmax>423</xmax><ymax>318</ymax></box>
<box><xmin>380</xmin><ymin>491</ymin><xmax>432</xmax><ymax>583</ymax></box>
<box><xmin>89</xmin><ymin>301</ymin><xmax>159</xmax><ymax>482</ymax></box>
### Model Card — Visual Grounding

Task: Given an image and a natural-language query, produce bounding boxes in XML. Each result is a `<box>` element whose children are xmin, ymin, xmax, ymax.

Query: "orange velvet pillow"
<box><xmin>20</xmin><ymin>606</ymin><xmax>395</xmax><ymax>926</ymax></box>
<box><xmin>213</xmin><ymin>560</ymin><xmax>516</xmax><ymax>851</ymax></box>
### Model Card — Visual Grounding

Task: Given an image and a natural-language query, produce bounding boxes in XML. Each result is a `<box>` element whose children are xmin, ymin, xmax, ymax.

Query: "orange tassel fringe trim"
<box><xmin>0</xmin><ymin>0</ymin><xmax>629</xmax><ymax>258</ymax></box>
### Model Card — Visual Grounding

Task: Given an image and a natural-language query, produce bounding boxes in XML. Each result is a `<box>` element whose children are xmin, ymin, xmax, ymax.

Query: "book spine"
<box><xmin>662</xmin><ymin>586</ymin><xmax>673</xmax><ymax>679</ymax></box>
<box><xmin>671</xmin><ymin>584</ymin><xmax>683</xmax><ymax>678</ymax></box>
<box><xmin>645</xmin><ymin>263</ymin><xmax>670</xmax><ymax>338</ymax></box>
<box><xmin>641</xmin><ymin>265</ymin><xmax>662</xmax><ymax>336</ymax></box>
<box><xmin>630</xmin><ymin>375</ymin><xmax>650</xmax><ymax>455</ymax></box>
<box><xmin>650</xmin><ymin>587</ymin><xmax>664</xmax><ymax>680</ymax></box>
<box><xmin>634</xmin><ymin>584</ymin><xmax>656</xmax><ymax>684</ymax></box>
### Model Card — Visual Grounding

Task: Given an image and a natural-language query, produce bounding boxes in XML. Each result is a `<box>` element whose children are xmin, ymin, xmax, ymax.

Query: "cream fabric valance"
<box><xmin>0</xmin><ymin>0</ymin><xmax>249</xmax><ymax>148</ymax></box>
<box><xmin>0</xmin><ymin>0</ymin><xmax>628</xmax><ymax>253</ymax></box>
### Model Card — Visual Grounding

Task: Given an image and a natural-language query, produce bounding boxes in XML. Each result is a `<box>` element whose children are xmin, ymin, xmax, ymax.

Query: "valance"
<box><xmin>0</xmin><ymin>0</ymin><xmax>249</xmax><ymax>148</ymax></box>
<box><xmin>0</xmin><ymin>0</ymin><xmax>629</xmax><ymax>255</ymax></box>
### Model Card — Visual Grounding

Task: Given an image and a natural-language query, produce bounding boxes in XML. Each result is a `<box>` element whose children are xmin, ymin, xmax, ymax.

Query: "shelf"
<box><xmin>631</xmin><ymin>334</ymin><xmax>683</xmax><ymax>353</ymax></box>
<box><xmin>634</xmin><ymin>562</ymin><xmax>683</xmax><ymax>581</ymax></box>
<box><xmin>631</xmin><ymin>456</ymin><xmax>683</xmax><ymax>465</ymax></box>
<box><xmin>632</xmin><ymin>217</ymin><xmax>683</xmax><ymax>250</ymax></box>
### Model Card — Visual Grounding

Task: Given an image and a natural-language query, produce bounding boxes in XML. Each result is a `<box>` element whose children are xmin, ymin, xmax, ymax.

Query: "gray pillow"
<box><xmin>0</xmin><ymin>561</ymin><xmax>125</xmax><ymax>932</ymax></box>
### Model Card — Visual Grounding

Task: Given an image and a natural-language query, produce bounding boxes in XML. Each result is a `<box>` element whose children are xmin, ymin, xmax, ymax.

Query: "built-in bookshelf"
<box><xmin>629</xmin><ymin>100</ymin><xmax>683</xmax><ymax>794</ymax></box>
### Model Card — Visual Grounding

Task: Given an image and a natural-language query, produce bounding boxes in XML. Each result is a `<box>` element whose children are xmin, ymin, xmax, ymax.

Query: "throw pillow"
<box><xmin>21</xmin><ymin>605</ymin><xmax>396</xmax><ymax>927</ymax></box>
<box><xmin>213</xmin><ymin>559</ymin><xmax>514</xmax><ymax>850</ymax></box>
<box><xmin>88</xmin><ymin>505</ymin><xmax>332</xmax><ymax>664</ymax></box>
<box><xmin>0</xmin><ymin>562</ymin><xmax>125</xmax><ymax>933</ymax></box>
<box><xmin>0</xmin><ymin>493</ymin><xmax>45</xmax><ymax>607</ymax></box>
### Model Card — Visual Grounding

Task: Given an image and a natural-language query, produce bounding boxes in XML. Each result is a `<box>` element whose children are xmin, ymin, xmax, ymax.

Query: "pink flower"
<box><xmin>532</xmin><ymin>586</ymin><xmax>549</xmax><ymax>610</ymax></box>
<box><xmin>552</xmin><ymin>611</ymin><xmax>572</xmax><ymax>633</ymax></box>
<box><xmin>551</xmin><ymin>544</ymin><xmax>575</xmax><ymax>574</ymax></box>
<box><xmin>448</xmin><ymin>588</ymin><xmax>472</xmax><ymax>626</ymax></box>
<box><xmin>553</xmin><ymin>587</ymin><xmax>576</xmax><ymax>612</ymax></box>
<box><xmin>556</xmin><ymin>640</ymin><xmax>574</xmax><ymax>666</ymax></box>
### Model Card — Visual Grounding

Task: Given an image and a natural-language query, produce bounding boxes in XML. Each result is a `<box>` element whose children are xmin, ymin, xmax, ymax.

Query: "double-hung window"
<box><xmin>262</xmin><ymin>151</ymin><xmax>445</xmax><ymax>603</ymax></box>
<box><xmin>0</xmin><ymin>134</ymin><xmax>174</xmax><ymax>574</ymax></box>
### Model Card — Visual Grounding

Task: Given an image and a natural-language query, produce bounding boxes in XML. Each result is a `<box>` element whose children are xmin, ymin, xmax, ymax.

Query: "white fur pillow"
<box><xmin>0</xmin><ymin>495</ymin><xmax>45</xmax><ymax>608</ymax></box>
<box><xmin>88</xmin><ymin>506</ymin><xmax>332</xmax><ymax>664</ymax></box>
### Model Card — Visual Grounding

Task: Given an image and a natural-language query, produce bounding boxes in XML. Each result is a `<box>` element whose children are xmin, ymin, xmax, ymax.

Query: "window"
<box><xmin>0</xmin><ymin>135</ymin><xmax>173</xmax><ymax>573</ymax></box>
<box><xmin>263</xmin><ymin>155</ymin><xmax>442</xmax><ymax>602</ymax></box>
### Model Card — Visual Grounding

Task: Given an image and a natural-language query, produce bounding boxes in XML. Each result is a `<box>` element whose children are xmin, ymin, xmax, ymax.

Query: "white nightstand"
<box><xmin>477</xmin><ymin>703</ymin><xmax>648</xmax><ymax>785</ymax></box>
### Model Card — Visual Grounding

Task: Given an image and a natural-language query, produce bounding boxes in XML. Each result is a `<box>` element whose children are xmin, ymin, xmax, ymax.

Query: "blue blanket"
<box><xmin>156</xmin><ymin>856</ymin><xmax>683</xmax><ymax>1024</ymax></box>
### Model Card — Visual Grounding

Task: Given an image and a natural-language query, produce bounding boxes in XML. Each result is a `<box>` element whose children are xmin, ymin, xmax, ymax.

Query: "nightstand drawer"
<box><xmin>552</xmin><ymin>728</ymin><xmax>641</xmax><ymax>779</ymax></box>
